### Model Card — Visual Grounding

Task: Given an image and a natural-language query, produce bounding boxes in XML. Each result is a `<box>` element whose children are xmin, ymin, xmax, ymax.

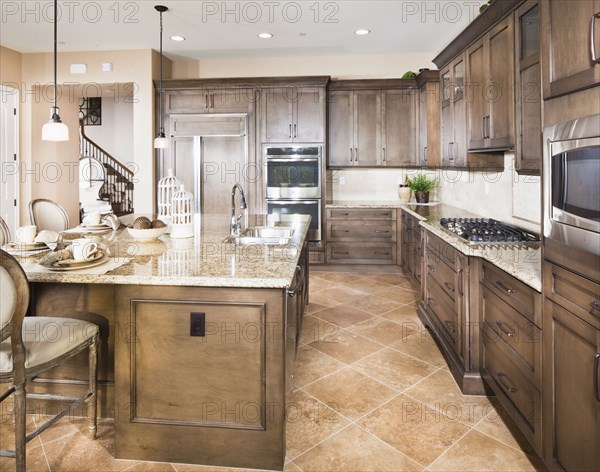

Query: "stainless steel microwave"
<box><xmin>543</xmin><ymin>114</ymin><xmax>600</xmax><ymax>270</ymax></box>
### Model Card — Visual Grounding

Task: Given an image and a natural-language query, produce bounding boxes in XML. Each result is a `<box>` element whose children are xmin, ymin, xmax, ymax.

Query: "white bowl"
<box><xmin>127</xmin><ymin>226</ymin><xmax>167</xmax><ymax>241</ymax></box>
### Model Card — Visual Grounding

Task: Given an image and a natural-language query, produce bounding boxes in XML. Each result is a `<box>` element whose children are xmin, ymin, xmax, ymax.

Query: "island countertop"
<box><xmin>19</xmin><ymin>214</ymin><xmax>310</xmax><ymax>289</ymax></box>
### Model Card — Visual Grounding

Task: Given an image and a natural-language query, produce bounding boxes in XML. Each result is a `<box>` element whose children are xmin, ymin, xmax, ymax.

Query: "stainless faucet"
<box><xmin>230</xmin><ymin>183</ymin><xmax>247</xmax><ymax>236</ymax></box>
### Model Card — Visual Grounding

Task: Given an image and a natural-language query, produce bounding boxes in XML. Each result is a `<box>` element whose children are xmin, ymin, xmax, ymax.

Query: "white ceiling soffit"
<box><xmin>0</xmin><ymin>1</ymin><xmax>487</xmax><ymax>61</ymax></box>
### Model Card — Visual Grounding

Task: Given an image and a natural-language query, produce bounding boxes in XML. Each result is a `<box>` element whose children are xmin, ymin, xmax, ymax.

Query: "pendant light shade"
<box><xmin>42</xmin><ymin>0</ymin><xmax>69</xmax><ymax>141</ymax></box>
<box><xmin>154</xmin><ymin>5</ymin><xmax>168</xmax><ymax>149</ymax></box>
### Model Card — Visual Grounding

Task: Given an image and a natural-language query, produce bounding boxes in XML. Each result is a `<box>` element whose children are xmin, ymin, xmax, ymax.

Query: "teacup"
<box><xmin>70</xmin><ymin>238</ymin><xmax>99</xmax><ymax>261</ymax></box>
<box><xmin>83</xmin><ymin>212</ymin><xmax>101</xmax><ymax>225</ymax></box>
<box><xmin>15</xmin><ymin>225</ymin><xmax>37</xmax><ymax>244</ymax></box>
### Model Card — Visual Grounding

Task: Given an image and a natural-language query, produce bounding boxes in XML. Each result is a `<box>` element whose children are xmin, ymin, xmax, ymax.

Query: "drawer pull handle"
<box><xmin>458</xmin><ymin>268</ymin><xmax>464</xmax><ymax>296</ymax></box>
<box><xmin>444</xmin><ymin>320</ymin><xmax>456</xmax><ymax>333</ymax></box>
<box><xmin>374</xmin><ymin>212</ymin><xmax>390</xmax><ymax>216</ymax></box>
<box><xmin>334</xmin><ymin>252</ymin><xmax>349</xmax><ymax>256</ymax></box>
<box><xmin>495</xmin><ymin>280</ymin><xmax>515</xmax><ymax>294</ymax></box>
<box><xmin>427</xmin><ymin>264</ymin><xmax>436</xmax><ymax>273</ymax></box>
<box><xmin>495</xmin><ymin>321</ymin><xmax>516</xmax><ymax>338</ymax></box>
<box><xmin>594</xmin><ymin>353</ymin><xmax>600</xmax><ymax>403</ymax></box>
<box><xmin>497</xmin><ymin>372</ymin><xmax>517</xmax><ymax>394</ymax></box>
<box><xmin>444</xmin><ymin>282</ymin><xmax>455</xmax><ymax>293</ymax></box>
<box><xmin>591</xmin><ymin>300</ymin><xmax>600</xmax><ymax>311</ymax></box>
<box><xmin>374</xmin><ymin>230</ymin><xmax>390</xmax><ymax>234</ymax></box>
<box><xmin>374</xmin><ymin>252</ymin><xmax>389</xmax><ymax>256</ymax></box>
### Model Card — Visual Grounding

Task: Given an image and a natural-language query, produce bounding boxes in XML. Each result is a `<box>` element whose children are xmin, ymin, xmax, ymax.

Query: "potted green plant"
<box><xmin>407</xmin><ymin>174</ymin><xmax>437</xmax><ymax>203</ymax></box>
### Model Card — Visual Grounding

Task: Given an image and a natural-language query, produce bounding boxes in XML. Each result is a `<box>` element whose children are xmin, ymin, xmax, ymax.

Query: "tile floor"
<box><xmin>0</xmin><ymin>269</ymin><xmax>547</xmax><ymax>472</ymax></box>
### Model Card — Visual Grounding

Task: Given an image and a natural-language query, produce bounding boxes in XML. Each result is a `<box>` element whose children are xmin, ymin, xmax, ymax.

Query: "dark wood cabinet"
<box><xmin>401</xmin><ymin>210</ymin><xmax>423</xmax><ymax>286</ymax></box>
<box><xmin>262</xmin><ymin>86</ymin><xmax>325</xmax><ymax>143</ymax></box>
<box><xmin>327</xmin><ymin>208</ymin><xmax>397</xmax><ymax>264</ymax></box>
<box><xmin>541</xmin><ymin>0</ymin><xmax>600</xmax><ymax>99</ymax></box>
<box><xmin>480</xmin><ymin>260</ymin><xmax>542</xmax><ymax>455</ymax></box>
<box><xmin>466</xmin><ymin>16</ymin><xmax>515</xmax><ymax>151</ymax></box>
<box><xmin>542</xmin><ymin>261</ymin><xmax>600</xmax><ymax>472</ymax></box>
<box><xmin>165</xmin><ymin>88</ymin><xmax>256</xmax><ymax>114</ymax></box>
<box><xmin>327</xmin><ymin>80</ymin><xmax>418</xmax><ymax>168</ymax></box>
<box><xmin>417</xmin><ymin>71</ymin><xmax>441</xmax><ymax>167</ymax></box>
<box><xmin>440</xmin><ymin>55</ymin><xmax>467</xmax><ymax>167</ymax></box>
<box><xmin>515</xmin><ymin>1</ymin><xmax>542</xmax><ymax>174</ymax></box>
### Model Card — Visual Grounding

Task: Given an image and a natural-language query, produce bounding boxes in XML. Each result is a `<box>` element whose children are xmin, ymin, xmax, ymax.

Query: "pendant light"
<box><xmin>41</xmin><ymin>0</ymin><xmax>69</xmax><ymax>141</ymax></box>
<box><xmin>154</xmin><ymin>5</ymin><xmax>169</xmax><ymax>149</ymax></box>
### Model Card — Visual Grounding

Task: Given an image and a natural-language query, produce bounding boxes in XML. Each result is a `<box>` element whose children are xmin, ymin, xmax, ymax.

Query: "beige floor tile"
<box><xmin>378</xmin><ymin>286</ymin><xmax>421</xmax><ymax>305</ymax></box>
<box><xmin>312</xmin><ymin>272</ymin><xmax>364</xmax><ymax>284</ymax></box>
<box><xmin>364</xmin><ymin>273</ymin><xmax>412</xmax><ymax>286</ymax></box>
<box><xmin>0</xmin><ymin>413</ymin><xmax>42</xmax><ymax>451</ymax></box>
<box><xmin>293</xmin><ymin>345</ymin><xmax>345</xmax><ymax>388</ymax></box>
<box><xmin>293</xmin><ymin>424</ymin><xmax>422</xmax><ymax>472</ymax></box>
<box><xmin>42</xmin><ymin>421</ymin><xmax>138</xmax><ymax>472</ymax></box>
<box><xmin>308</xmin><ymin>329</ymin><xmax>383</xmax><ymax>364</ymax></box>
<box><xmin>298</xmin><ymin>315</ymin><xmax>341</xmax><ymax>346</ymax></box>
<box><xmin>311</xmin><ymin>304</ymin><xmax>374</xmax><ymax>329</ymax></box>
<box><xmin>174</xmin><ymin>465</ymin><xmax>274</xmax><ymax>472</ymax></box>
<box><xmin>308</xmin><ymin>279</ymin><xmax>338</xmax><ymax>295</ymax></box>
<box><xmin>283</xmin><ymin>461</ymin><xmax>302</xmax><ymax>471</ymax></box>
<box><xmin>348</xmin><ymin>317</ymin><xmax>415</xmax><ymax>345</ymax></box>
<box><xmin>303</xmin><ymin>368</ymin><xmax>397</xmax><ymax>421</ymax></box>
<box><xmin>33</xmin><ymin>414</ymin><xmax>91</xmax><ymax>445</ymax></box>
<box><xmin>390</xmin><ymin>329</ymin><xmax>448</xmax><ymax>368</ymax></box>
<box><xmin>400</xmin><ymin>280</ymin><xmax>421</xmax><ymax>292</ymax></box>
<box><xmin>428</xmin><ymin>429</ymin><xmax>545</xmax><ymax>472</ymax></box>
<box><xmin>351</xmin><ymin>294</ymin><xmax>402</xmax><ymax>315</ymax></box>
<box><xmin>124</xmin><ymin>462</ymin><xmax>176</xmax><ymax>471</ymax></box>
<box><xmin>306</xmin><ymin>292</ymin><xmax>337</xmax><ymax>310</ymax></box>
<box><xmin>358</xmin><ymin>394</ymin><xmax>470</xmax><ymax>467</ymax></box>
<box><xmin>475</xmin><ymin>404</ymin><xmax>539</xmax><ymax>458</ymax></box>
<box><xmin>381</xmin><ymin>303</ymin><xmax>423</xmax><ymax>327</ymax></box>
<box><xmin>317</xmin><ymin>285</ymin><xmax>368</xmax><ymax>304</ymax></box>
<box><xmin>0</xmin><ymin>446</ymin><xmax>49</xmax><ymax>472</ymax></box>
<box><xmin>285</xmin><ymin>389</ymin><xmax>350</xmax><ymax>459</ymax></box>
<box><xmin>342</xmin><ymin>277</ymin><xmax>392</xmax><ymax>293</ymax></box>
<box><xmin>404</xmin><ymin>370</ymin><xmax>496</xmax><ymax>426</ymax></box>
<box><xmin>353</xmin><ymin>348</ymin><xmax>439</xmax><ymax>392</ymax></box>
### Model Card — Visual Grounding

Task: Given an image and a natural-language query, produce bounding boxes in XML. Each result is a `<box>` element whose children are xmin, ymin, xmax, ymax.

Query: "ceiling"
<box><xmin>0</xmin><ymin>1</ymin><xmax>487</xmax><ymax>61</ymax></box>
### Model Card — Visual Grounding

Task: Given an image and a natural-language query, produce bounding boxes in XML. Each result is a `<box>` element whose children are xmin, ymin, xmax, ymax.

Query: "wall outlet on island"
<box><xmin>339</xmin><ymin>176</ymin><xmax>345</xmax><ymax>185</ymax></box>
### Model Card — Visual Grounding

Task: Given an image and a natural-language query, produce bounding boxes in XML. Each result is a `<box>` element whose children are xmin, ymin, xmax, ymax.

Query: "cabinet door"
<box><xmin>263</xmin><ymin>87</ymin><xmax>293</xmax><ymax>142</ymax></box>
<box><xmin>440</xmin><ymin>68</ymin><xmax>454</xmax><ymax>166</ymax></box>
<box><xmin>382</xmin><ymin>90</ymin><xmax>418</xmax><ymax>166</ymax></box>
<box><xmin>515</xmin><ymin>1</ymin><xmax>542</xmax><ymax>174</ymax></box>
<box><xmin>542</xmin><ymin>0</ymin><xmax>600</xmax><ymax>99</ymax></box>
<box><xmin>353</xmin><ymin>91</ymin><xmax>380</xmax><ymax>166</ymax></box>
<box><xmin>327</xmin><ymin>91</ymin><xmax>353</xmax><ymax>166</ymax></box>
<box><xmin>543</xmin><ymin>299</ymin><xmax>600</xmax><ymax>472</ymax></box>
<box><xmin>211</xmin><ymin>89</ymin><xmax>254</xmax><ymax>113</ymax></box>
<box><xmin>419</xmin><ymin>85</ymin><xmax>428</xmax><ymax>166</ymax></box>
<box><xmin>165</xmin><ymin>91</ymin><xmax>210</xmax><ymax>113</ymax></box>
<box><xmin>451</xmin><ymin>58</ymin><xmax>467</xmax><ymax>167</ymax></box>
<box><xmin>294</xmin><ymin>87</ymin><xmax>324</xmax><ymax>142</ymax></box>
<box><xmin>467</xmin><ymin>38</ymin><xmax>487</xmax><ymax>150</ymax></box>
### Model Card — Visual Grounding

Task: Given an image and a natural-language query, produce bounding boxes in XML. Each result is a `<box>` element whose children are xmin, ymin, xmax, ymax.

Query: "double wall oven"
<box><xmin>264</xmin><ymin>145</ymin><xmax>322</xmax><ymax>242</ymax></box>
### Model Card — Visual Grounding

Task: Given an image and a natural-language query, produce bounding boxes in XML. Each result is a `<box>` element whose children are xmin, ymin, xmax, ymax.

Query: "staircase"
<box><xmin>79</xmin><ymin>120</ymin><xmax>134</xmax><ymax>216</ymax></box>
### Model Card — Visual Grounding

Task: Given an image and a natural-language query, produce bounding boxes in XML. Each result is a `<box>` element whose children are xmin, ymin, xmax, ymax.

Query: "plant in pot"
<box><xmin>406</xmin><ymin>174</ymin><xmax>437</xmax><ymax>203</ymax></box>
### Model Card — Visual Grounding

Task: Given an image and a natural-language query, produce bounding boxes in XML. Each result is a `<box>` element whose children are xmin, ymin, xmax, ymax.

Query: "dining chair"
<box><xmin>0</xmin><ymin>249</ymin><xmax>100</xmax><ymax>472</ymax></box>
<box><xmin>0</xmin><ymin>216</ymin><xmax>10</xmax><ymax>246</ymax></box>
<box><xmin>28</xmin><ymin>199</ymin><xmax>70</xmax><ymax>232</ymax></box>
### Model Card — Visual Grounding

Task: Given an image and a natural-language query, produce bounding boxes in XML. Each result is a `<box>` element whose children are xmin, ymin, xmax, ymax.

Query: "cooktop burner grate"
<box><xmin>439</xmin><ymin>218</ymin><xmax>540</xmax><ymax>244</ymax></box>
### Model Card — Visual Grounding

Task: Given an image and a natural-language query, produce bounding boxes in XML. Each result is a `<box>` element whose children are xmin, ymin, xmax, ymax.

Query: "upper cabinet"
<box><xmin>417</xmin><ymin>71</ymin><xmax>441</xmax><ymax>167</ymax></box>
<box><xmin>541</xmin><ymin>0</ymin><xmax>600</xmax><ymax>99</ymax></box>
<box><xmin>261</xmin><ymin>85</ymin><xmax>326</xmax><ymax>143</ymax></box>
<box><xmin>440</xmin><ymin>55</ymin><xmax>467</xmax><ymax>167</ymax></box>
<box><xmin>164</xmin><ymin>88</ymin><xmax>256</xmax><ymax>114</ymax></box>
<box><xmin>466</xmin><ymin>16</ymin><xmax>515</xmax><ymax>151</ymax></box>
<box><xmin>515</xmin><ymin>1</ymin><xmax>542</xmax><ymax>174</ymax></box>
<box><xmin>327</xmin><ymin>80</ymin><xmax>418</xmax><ymax>168</ymax></box>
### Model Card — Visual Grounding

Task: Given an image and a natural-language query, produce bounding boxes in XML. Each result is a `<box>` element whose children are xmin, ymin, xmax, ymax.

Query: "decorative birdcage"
<box><xmin>157</xmin><ymin>168</ymin><xmax>182</xmax><ymax>225</ymax></box>
<box><xmin>170</xmin><ymin>184</ymin><xmax>194</xmax><ymax>239</ymax></box>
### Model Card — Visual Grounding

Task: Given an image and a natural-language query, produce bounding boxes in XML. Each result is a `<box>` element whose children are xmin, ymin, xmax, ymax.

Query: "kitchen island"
<box><xmin>19</xmin><ymin>214</ymin><xmax>310</xmax><ymax>471</ymax></box>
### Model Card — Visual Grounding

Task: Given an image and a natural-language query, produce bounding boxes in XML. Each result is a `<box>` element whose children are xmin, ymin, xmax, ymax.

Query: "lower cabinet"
<box><xmin>326</xmin><ymin>208</ymin><xmax>397</xmax><ymax>264</ymax></box>
<box><xmin>401</xmin><ymin>210</ymin><xmax>423</xmax><ymax>286</ymax></box>
<box><xmin>480</xmin><ymin>260</ymin><xmax>543</xmax><ymax>456</ymax></box>
<box><xmin>419</xmin><ymin>230</ymin><xmax>485</xmax><ymax>394</ymax></box>
<box><xmin>542</xmin><ymin>261</ymin><xmax>600</xmax><ymax>472</ymax></box>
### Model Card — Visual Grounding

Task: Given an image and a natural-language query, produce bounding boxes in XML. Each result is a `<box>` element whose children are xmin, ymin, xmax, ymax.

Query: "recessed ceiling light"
<box><xmin>355</xmin><ymin>29</ymin><xmax>371</xmax><ymax>35</ymax></box>
<box><xmin>258</xmin><ymin>32</ymin><xmax>273</xmax><ymax>39</ymax></box>
<box><xmin>171</xmin><ymin>35</ymin><xmax>185</xmax><ymax>41</ymax></box>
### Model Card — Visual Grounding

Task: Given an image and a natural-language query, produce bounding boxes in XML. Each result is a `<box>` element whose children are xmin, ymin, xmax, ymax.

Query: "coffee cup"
<box><xmin>71</xmin><ymin>238</ymin><xmax>99</xmax><ymax>261</ymax></box>
<box><xmin>15</xmin><ymin>225</ymin><xmax>37</xmax><ymax>243</ymax></box>
<box><xmin>83</xmin><ymin>212</ymin><xmax>101</xmax><ymax>225</ymax></box>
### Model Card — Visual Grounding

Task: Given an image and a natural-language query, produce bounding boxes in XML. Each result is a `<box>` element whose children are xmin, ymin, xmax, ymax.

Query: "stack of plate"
<box><xmin>2</xmin><ymin>241</ymin><xmax>50</xmax><ymax>256</ymax></box>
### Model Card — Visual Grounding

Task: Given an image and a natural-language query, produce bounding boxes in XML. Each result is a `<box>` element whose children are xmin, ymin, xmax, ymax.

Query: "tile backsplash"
<box><xmin>327</xmin><ymin>153</ymin><xmax>541</xmax><ymax>233</ymax></box>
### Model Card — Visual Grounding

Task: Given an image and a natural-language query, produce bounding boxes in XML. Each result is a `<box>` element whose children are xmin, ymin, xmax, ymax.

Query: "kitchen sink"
<box><xmin>223</xmin><ymin>226</ymin><xmax>295</xmax><ymax>245</ymax></box>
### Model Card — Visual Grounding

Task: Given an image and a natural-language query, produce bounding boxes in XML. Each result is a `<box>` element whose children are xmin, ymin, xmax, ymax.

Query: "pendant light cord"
<box><xmin>53</xmin><ymin>0</ymin><xmax>58</xmax><ymax>112</ymax></box>
<box><xmin>159</xmin><ymin>8</ymin><xmax>164</xmax><ymax>134</ymax></box>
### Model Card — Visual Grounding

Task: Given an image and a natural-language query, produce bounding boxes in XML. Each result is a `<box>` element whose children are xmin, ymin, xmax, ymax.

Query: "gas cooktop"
<box><xmin>439</xmin><ymin>218</ymin><xmax>540</xmax><ymax>244</ymax></box>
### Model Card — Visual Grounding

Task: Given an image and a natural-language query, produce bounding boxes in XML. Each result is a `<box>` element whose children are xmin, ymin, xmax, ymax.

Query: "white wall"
<box><xmin>84</xmin><ymin>99</ymin><xmax>134</xmax><ymax>163</ymax></box>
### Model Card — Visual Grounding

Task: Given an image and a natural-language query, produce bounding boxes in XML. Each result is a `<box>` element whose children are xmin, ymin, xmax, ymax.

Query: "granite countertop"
<box><xmin>327</xmin><ymin>200</ymin><xmax>542</xmax><ymax>292</ymax></box>
<box><xmin>18</xmin><ymin>214</ymin><xmax>310</xmax><ymax>289</ymax></box>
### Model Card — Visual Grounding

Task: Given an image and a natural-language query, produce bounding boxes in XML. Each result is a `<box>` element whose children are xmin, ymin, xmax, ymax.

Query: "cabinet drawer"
<box><xmin>481</xmin><ymin>287</ymin><xmax>541</xmax><ymax>388</ymax></box>
<box><xmin>426</xmin><ymin>252</ymin><xmax>457</xmax><ymax>302</ymax></box>
<box><xmin>483</xmin><ymin>329</ymin><xmax>541</xmax><ymax>433</ymax></box>
<box><xmin>426</xmin><ymin>232</ymin><xmax>459</xmax><ymax>268</ymax></box>
<box><xmin>543</xmin><ymin>262</ymin><xmax>600</xmax><ymax>329</ymax></box>
<box><xmin>328</xmin><ymin>243</ymin><xmax>396</xmax><ymax>265</ymax></box>
<box><xmin>425</xmin><ymin>274</ymin><xmax>458</xmax><ymax>344</ymax></box>
<box><xmin>328</xmin><ymin>208</ymin><xmax>395</xmax><ymax>220</ymax></box>
<box><xmin>482</xmin><ymin>261</ymin><xmax>538</xmax><ymax>326</ymax></box>
<box><xmin>328</xmin><ymin>221</ymin><xmax>396</xmax><ymax>242</ymax></box>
